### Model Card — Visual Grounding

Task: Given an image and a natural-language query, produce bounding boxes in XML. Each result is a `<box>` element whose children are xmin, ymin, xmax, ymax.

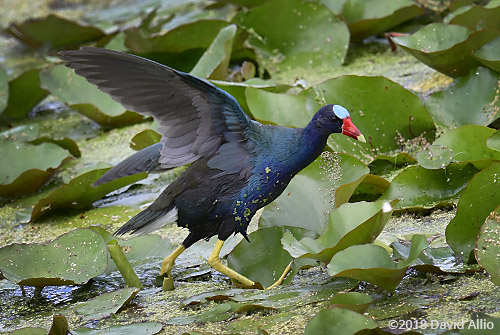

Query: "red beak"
<box><xmin>342</xmin><ymin>117</ymin><xmax>366</xmax><ymax>142</ymax></box>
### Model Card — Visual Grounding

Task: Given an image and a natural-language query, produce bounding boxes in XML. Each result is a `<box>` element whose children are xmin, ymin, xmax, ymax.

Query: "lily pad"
<box><xmin>304</xmin><ymin>307</ymin><xmax>378</xmax><ymax>335</ymax></box>
<box><xmin>476</xmin><ymin>206</ymin><xmax>500</xmax><ymax>285</ymax></box>
<box><xmin>424</xmin><ymin>67</ymin><xmax>500</xmax><ymax>128</ymax></box>
<box><xmin>4</xmin><ymin>14</ymin><xmax>106</xmax><ymax>48</ymax></box>
<box><xmin>235</xmin><ymin>0</ymin><xmax>350</xmax><ymax>85</ymax></box>
<box><xmin>327</xmin><ymin>234</ymin><xmax>428</xmax><ymax>291</ymax></box>
<box><xmin>487</xmin><ymin>130</ymin><xmax>500</xmax><ymax>152</ymax></box>
<box><xmin>72</xmin><ymin>323</ymin><xmax>162</xmax><ymax>335</ymax></box>
<box><xmin>446</xmin><ymin>162</ymin><xmax>500</xmax><ymax>263</ymax></box>
<box><xmin>328</xmin><ymin>292</ymin><xmax>372</xmax><ymax>314</ymax></box>
<box><xmin>1</xmin><ymin>69</ymin><xmax>49</xmax><ymax>119</ymax></box>
<box><xmin>0</xmin><ymin>65</ymin><xmax>7</xmax><ymax>114</ymax></box>
<box><xmin>368</xmin><ymin>152</ymin><xmax>417</xmax><ymax>175</ymax></box>
<box><xmin>314</xmin><ymin>75</ymin><xmax>436</xmax><ymax>154</ymax></box>
<box><xmin>416</xmin><ymin>145</ymin><xmax>453</xmax><ymax>169</ymax></box>
<box><xmin>350</xmin><ymin>174</ymin><xmax>390</xmax><ymax>202</ymax></box>
<box><xmin>409</xmin><ymin>246</ymin><xmax>479</xmax><ymax>274</ymax></box>
<box><xmin>130</xmin><ymin>129</ymin><xmax>161</xmax><ymax>151</ymax></box>
<box><xmin>259</xmin><ymin>154</ymin><xmax>368</xmax><ymax>235</ymax></box>
<box><xmin>392</xmin><ymin>23</ymin><xmax>499</xmax><ymax>77</ymax></box>
<box><xmin>0</xmin><ymin>141</ymin><xmax>72</xmax><ymax>198</ymax></box>
<box><xmin>448</xmin><ymin>3</ymin><xmax>500</xmax><ymax>31</ymax></box>
<box><xmin>341</xmin><ymin>0</ymin><xmax>424</xmax><ymax>42</ymax></box>
<box><xmin>39</xmin><ymin>64</ymin><xmax>146</xmax><ymax>128</ymax></box>
<box><xmin>190</xmin><ymin>24</ymin><xmax>237</xmax><ymax>80</ymax></box>
<box><xmin>73</xmin><ymin>287</ymin><xmax>139</xmax><ymax>320</ymax></box>
<box><xmin>0</xmin><ymin>229</ymin><xmax>107</xmax><ymax>287</ymax></box>
<box><xmin>281</xmin><ymin>199</ymin><xmax>397</xmax><ymax>264</ymax></box>
<box><xmin>29</xmin><ymin>137</ymin><xmax>81</xmax><ymax>158</ymax></box>
<box><xmin>30</xmin><ymin>168</ymin><xmax>146</xmax><ymax>221</ymax></box>
<box><xmin>379</xmin><ymin>163</ymin><xmax>480</xmax><ymax>210</ymax></box>
<box><xmin>0</xmin><ymin>124</ymin><xmax>40</xmax><ymax>142</ymax></box>
<box><xmin>473</xmin><ymin>35</ymin><xmax>500</xmax><ymax>72</ymax></box>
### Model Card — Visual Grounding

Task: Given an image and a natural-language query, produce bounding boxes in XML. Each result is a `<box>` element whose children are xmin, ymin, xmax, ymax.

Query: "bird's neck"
<box><xmin>296</xmin><ymin>122</ymin><xmax>330</xmax><ymax>169</ymax></box>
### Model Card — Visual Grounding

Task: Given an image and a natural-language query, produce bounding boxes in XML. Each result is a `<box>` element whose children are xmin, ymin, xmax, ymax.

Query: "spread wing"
<box><xmin>60</xmin><ymin>47</ymin><xmax>255</xmax><ymax>178</ymax></box>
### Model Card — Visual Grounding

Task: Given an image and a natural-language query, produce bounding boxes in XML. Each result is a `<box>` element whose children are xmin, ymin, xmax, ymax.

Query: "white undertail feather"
<box><xmin>133</xmin><ymin>207</ymin><xmax>178</xmax><ymax>235</ymax></box>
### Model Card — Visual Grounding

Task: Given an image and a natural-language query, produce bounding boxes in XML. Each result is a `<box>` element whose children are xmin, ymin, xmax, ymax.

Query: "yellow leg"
<box><xmin>265</xmin><ymin>261</ymin><xmax>292</xmax><ymax>290</ymax></box>
<box><xmin>160</xmin><ymin>245</ymin><xmax>185</xmax><ymax>291</ymax></box>
<box><xmin>209</xmin><ymin>239</ymin><xmax>256</xmax><ymax>288</ymax></box>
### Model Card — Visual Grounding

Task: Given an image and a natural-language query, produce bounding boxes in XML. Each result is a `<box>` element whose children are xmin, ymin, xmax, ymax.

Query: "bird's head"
<box><xmin>313</xmin><ymin>104</ymin><xmax>366</xmax><ymax>143</ymax></box>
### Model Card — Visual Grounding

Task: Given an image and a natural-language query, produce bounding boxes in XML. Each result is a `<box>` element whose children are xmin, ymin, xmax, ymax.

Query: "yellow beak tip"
<box><xmin>357</xmin><ymin>134</ymin><xmax>366</xmax><ymax>143</ymax></box>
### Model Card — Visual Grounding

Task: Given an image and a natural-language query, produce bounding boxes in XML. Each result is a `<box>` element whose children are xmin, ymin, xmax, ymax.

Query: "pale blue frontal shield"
<box><xmin>333</xmin><ymin>105</ymin><xmax>350</xmax><ymax>119</ymax></box>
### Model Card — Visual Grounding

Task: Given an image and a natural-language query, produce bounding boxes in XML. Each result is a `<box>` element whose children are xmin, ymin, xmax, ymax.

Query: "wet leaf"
<box><xmin>446</xmin><ymin>162</ymin><xmax>500</xmax><ymax>263</ymax></box>
<box><xmin>29</xmin><ymin>137</ymin><xmax>81</xmax><ymax>157</ymax></box>
<box><xmin>424</xmin><ymin>67</ymin><xmax>500</xmax><ymax>128</ymax></box>
<box><xmin>190</xmin><ymin>24</ymin><xmax>237</xmax><ymax>80</ymax></box>
<box><xmin>341</xmin><ymin>0</ymin><xmax>424</xmax><ymax>42</ymax></box>
<box><xmin>259</xmin><ymin>154</ymin><xmax>368</xmax><ymax>234</ymax></box>
<box><xmin>0</xmin><ymin>229</ymin><xmax>107</xmax><ymax>287</ymax></box>
<box><xmin>350</xmin><ymin>174</ymin><xmax>390</xmax><ymax>202</ymax></box>
<box><xmin>0</xmin><ymin>124</ymin><xmax>40</xmax><ymax>142</ymax></box>
<box><xmin>416</xmin><ymin>145</ymin><xmax>453</xmax><ymax>169</ymax></box>
<box><xmin>314</xmin><ymin>75</ymin><xmax>436</xmax><ymax>153</ymax></box>
<box><xmin>10</xmin><ymin>328</ymin><xmax>47</xmax><ymax>335</ymax></box>
<box><xmin>73</xmin><ymin>287</ymin><xmax>139</xmax><ymax>320</ymax></box>
<box><xmin>304</xmin><ymin>307</ymin><xmax>378</xmax><ymax>335</ymax></box>
<box><xmin>167</xmin><ymin>302</ymin><xmax>234</xmax><ymax>325</ymax></box>
<box><xmin>368</xmin><ymin>153</ymin><xmax>417</xmax><ymax>175</ymax></box>
<box><xmin>407</xmin><ymin>246</ymin><xmax>479</xmax><ymax>274</ymax></box>
<box><xmin>0</xmin><ymin>141</ymin><xmax>72</xmax><ymax>198</ymax></box>
<box><xmin>235</xmin><ymin>0</ymin><xmax>350</xmax><ymax>84</ymax></box>
<box><xmin>487</xmin><ymin>130</ymin><xmax>500</xmax><ymax>152</ymax></box>
<box><xmin>31</xmin><ymin>168</ymin><xmax>146</xmax><ymax>221</ymax></box>
<box><xmin>0</xmin><ymin>65</ymin><xmax>7</xmax><ymax>114</ymax></box>
<box><xmin>4</xmin><ymin>14</ymin><xmax>106</xmax><ymax>48</ymax></box>
<box><xmin>130</xmin><ymin>129</ymin><xmax>161</xmax><ymax>151</ymax></box>
<box><xmin>392</xmin><ymin>23</ymin><xmax>499</xmax><ymax>77</ymax></box>
<box><xmin>328</xmin><ymin>292</ymin><xmax>372</xmax><ymax>314</ymax></box>
<box><xmin>72</xmin><ymin>322</ymin><xmax>162</xmax><ymax>335</ymax></box>
<box><xmin>1</xmin><ymin>69</ymin><xmax>49</xmax><ymax>119</ymax></box>
<box><xmin>473</xmin><ymin>35</ymin><xmax>500</xmax><ymax>72</ymax></box>
<box><xmin>379</xmin><ymin>163</ymin><xmax>480</xmax><ymax>210</ymax></box>
<box><xmin>327</xmin><ymin>235</ymin><xmax>428</xmax><ymax>291</ymax></box>
<box><xmin>281</xmin><ymin>199</ymin><xmax>397</xmax><ymax>264</ymax></box>
<box><xmin>433</xmin><ymin>125</ymin><xmax>500</xmax><ymax>168</ymax></box>
<box><xmin>40</xmin><ymin>64</ymin><xmax>145</xmax><ymax>128</ymax></box>
<box><xmin>448</xmin><ymin>3</ymin><xmax>500</xmax><ymax>31</ymax></box>
<box><xmin>107</xmin><ymin>240</ymin><xmax>143</xmax><ymax>289</ymax></box>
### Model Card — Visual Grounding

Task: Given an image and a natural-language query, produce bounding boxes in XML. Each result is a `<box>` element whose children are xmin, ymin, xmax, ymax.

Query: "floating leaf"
<box><xmin>10</xmin><ymin>328</ymin><xmax>46</xmax><ymax>335</ymax></box>
<box><xmin>0</xmin><ymin>124</ymin><xmax>40</xmax><ymax>142</ymax></box>
<box><xmin>328</xmin><ymin>292</ymin><xmax>372</xmax><ymax>314</ymax></box>
<box><xmin>487</xmin><ymin>130</ymin><xmax>500</xmax><ymax>152</ymax></box>
<box><xmin>368</xmin><ymin>153</ymin><xmax>417</xmax><ymax>175</ymax></box>
<box><xmin>0</xmin><ymin>64</ymin><xmax>7</xmax><ymax>114</ymax></box>
<box><xmin>416</xmin><ymin>145</ymin><xmax>453</xmax><ymax>169</ymax></box>
<box><xmin>235</xmin><ymin>0</ymin><xmax>350</xmax><ymax>84</ymax></box>
<box><xmin>73</xmin><ymin>287</ymin><xmax>139</xmax><ymax>320</ymax></box>
<box><xmin>446</xmin><ymin>162</ymin><xmax>500</xmax><ymax>263</ymax></box>
<box><xmin>0</xmin><ymin>229</ymin><xmax>108</xmax><ymax>287</ymax></box>
<box><xmin>31</xmin><ymin>168</ymin><xmax>146</xmax><ymax>221</ymax></box>
<box><xmin>392</xmin><ymin>23</ymin><xmax>499</xmax><ymax>77</ymax></box>
<box><xmin>341</xmin><ymin>0</ymin><xmax>424</xmax><ymax>42</ymax></box>
<box><xmin>281</xmin><ymin>199</ymin><xmax>397</xmax><ymax>264</ymax></box>
<box><xmin>29</xmin><ymin>137</ymin><xmax>81</xmax><ymax>157</ymax></box>
<box><xmin>327</xmin><ymin>235</ymin><xmax>428</xmax><ymax>291</ymax></box>
<box><xmin>448</xmin><ymin>3</ymin><xmax>500</xmax><ymax>31</ymax></box>
<box><xmin>259</xmin><ymin>154</ymin><xmax>368</xmax><ymax>234</ymax></box>
<box><xmin>314</xmin><ymin>75</ymin><xmax>436</xmax><ymax>153</ymax></box>
<box><xmin>473</xmin><ymin>35</ymin><xmax>500</xmax><ymax>72</ymax></box>
<box><xmin>190</xmin><ymin>24</ymin><xmax>237</xmax><ymax>80</ymax></box>
<box><xmin>403</xmin><ymin>245</ymin><xmax>479</xmax><ymax>274</ymax></box>
<box><xmin>72</xmin><ymin>323</ymin><xmax>162</xmax><ymax>335</ymax></box>
<box><xmin>4</xmin><ymin>14</ymin><xmax>106</xmax><ymax>48</ymax></box>
<box><xmin>130</xmin><ymin>129</ymin><xmax>161</xmax><ymax>151</ymax></box>
<box><xmin>167</xmin><ymin>302</ymin><xmax>234</xmax><ymax>325</ymax></box>
<box><xmin>40</xmin><ymin>64</ymin><xmax>145</xmax><ymax>128</ymax></box>
<box><xmin>0</xmin><ymin>141</ymin><xmax>72</xmax><ymax>198</ymax></box>
<box><xmin>1</xmin><ymin>69</ymin><xmax>49</xmax><ymax>119</ymax></box>
<box><xmin>304</xmin><ymin>308</ymin><xmax>378</xmax><ymax>335</ymax></box>
<box><xmin>379</xmin><ymin>163</ymin><xmax>480</xmax><ymax>210</ymax></box>
<box><xmin>476</xmin><ymin>207</ymin><xmax>500</xmax><ymax>285</ymax></box>
<box><xmin>350</xmin><ymin>174</ymin><xmax>390</xmax><ymax>202</ymax></box>
<box><xmin>424</xmin><ymin>67</ymin><xmax>500</xmax><ymax>128</ymax></box>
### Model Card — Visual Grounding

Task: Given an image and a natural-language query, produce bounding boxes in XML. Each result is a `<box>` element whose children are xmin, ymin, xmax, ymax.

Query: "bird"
<box><xmin>59</xmin><ymin>47</ymin><xmax>365</xmax><ymax>290</ymax></box>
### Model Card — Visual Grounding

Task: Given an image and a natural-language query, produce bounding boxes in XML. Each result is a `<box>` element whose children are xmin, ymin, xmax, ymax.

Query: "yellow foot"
<box><xmin>265</xmin><ymin>261</ymin><xmax>292</xmax><ymax>290</ymax></box>
<box><xmin>160</xmin><ymin>245</ymin><xmax>185</xmax><ymax>291</ymax></box>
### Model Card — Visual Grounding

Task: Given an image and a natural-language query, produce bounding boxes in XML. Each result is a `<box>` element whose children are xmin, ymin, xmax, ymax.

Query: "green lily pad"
<box><xmin>314</xmin><ymin>75</ymin><xmax>436</xmax><ymax>153</ymax></box>
<box><xmin>73</xmin><ymin>287</ymin><xmax>139</xmax><ymax>320</ymax></box>
<box><xmin>328</xmin><ymin>292</ymin><xmax>372</xmax><ymax>314</ymax></box>
<box><xmin>327</xmin><ymin>235</ymin><xmax>428</xmax><ymax>291</ymax></box>
<box><xmin>473</xmin><ymin>35</ymin><xmax>500</xmax><ymax>72</ymax></box>
<box><xmin>10</xmin><ymin>328</ymin><xmax>47</xmax><ymax>335</ymax></box>
<box><xmin>281</xmin><ymin>199</ymin><xmax>398</xmax><ymax>264</ymax></box>
<box><xmin>29</xmin><ymin>137</ymin><xmax>81</xmax><ymax>158</ymax></box>
<box><xmin>190</xmin><ymin>24</ymin><xmax>237</xmax><ymax>80</ymax></box>
<box><xmin>424</xmin><ymin>67</ymin><xmax>500</xmax><ymax>128</ymax></box>
<box><xmin>476</xmin><ymin>206</ymin><xmax>500</xmax><ymax>285</ymax></box>
<box><xmin>433</xmin><ymin>125</ymin><xmax>500</xmax><ymax>168</ymax></box>
<box><xmin>487</xmin><ymin>130</ymin><xmax>500</xmax><ymax>152</ymax></box>
<box><xmin>392</xmin><ymin>23</ymin><xmax>499</xmax><ymax>77</ymax></box>
<box><xmin>368</xmin><ymin>152</ymin><xmax>417</xmax><ymax>176</ymax></box>
<box><xmin>304</xmin><ymin>307</ymin><xmax>378</xmax><ymax>335</ymax></box>
<box><xmin>341</xmin><ymin>0</ymin><xmax>424</xmax><ymax>42</ymax></box>
<box><xmin>72</xmin><ymin>322</ymin><xmax>162</xmax><ymax>335</ymax></box>
<box><xmin>350</xmin><ymin>174</ymin><xmax>390</xmax><ymax>202</ymax></box>
<box><xmin>446</xmin><ymin>162</ymin><xmax>500</xmax><ymax>263</ymax></box>
<box><xmin>0</xmin><ymin>229</ymin><xmax>108</xmax><ymax>287</ymax></box>
<box><xmin>409</xmin><ymin>246</ymin><xmax>479</xmax><ymax>274</ymax></box>
<box><xmin>0</xmin><ymin>65</ymin><xmax>7</xmax><ymax>114</ymax></box>
<box><xmin>130</xmin><ymin>129</ymin><xmax>161</xmax><ymax>151</ymax></box>
<box><xmin>448</xmin><ymin>3</ymin><xmax>500</xmax><ymax>31</ymax></box>
<box><xmin>0</xmin><ymin>141</ymin><xmax>72</xmax><ymax>198</ymax></box>
<box><xmin>235</xmin><ymin>0</ymin><xmax>350</xmax><ymax>85</ymax></box>
<box><xmin>259</xmin><ymin>154</ymin><xmax>368</xmax><ymax>235</ymax></box>
<box><xmin>416</xmin><ymin>145</ymin><xmax>453</xmax><ymax>169</ymax></box>
<box><xmin>4</xmin><ymin>14</ymin><xmax>106</xmax><ymax>48</ymax></box>
<box><xmin>39</xmin><ymin>64</ymin><xmax>146</xmax><ymax>128</ymax></box>
<box><xmin>379</xmin><ymin>163</ymin><xmax>480</xmax><ymax>210</ymax></box>
<box><xmin>0</xmin><ymin>124</ymin><xmax>40</xmax><ymax>142</ymax></box>
<box><xmin>1</xmin><ymin>69</ymin><xmax>49</xmax><ymax>119</ymax></box>
<box><xmin>167</xmin><ymin>302</ymin><xmax>234</xmax><ymax>325</ymax></box>
<box><xmin>30</xmin><ymin>168</ymin><xmax>146</xmax><ymax>221</ymax></box>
